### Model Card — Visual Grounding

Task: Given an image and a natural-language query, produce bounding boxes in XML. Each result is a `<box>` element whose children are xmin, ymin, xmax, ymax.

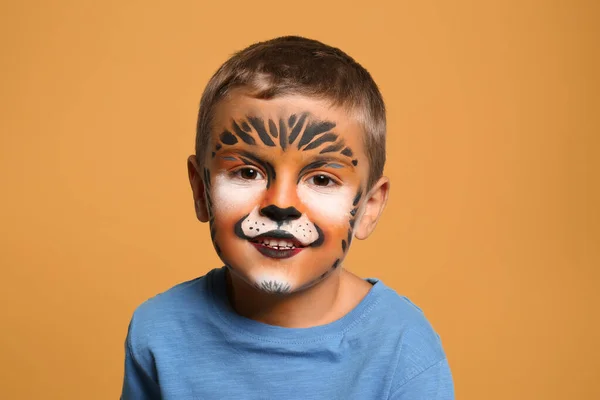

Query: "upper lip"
<box><xmin>250</xmin><ymin>230</ymin><xmax>304</xmax><ymax>247</ymax></box>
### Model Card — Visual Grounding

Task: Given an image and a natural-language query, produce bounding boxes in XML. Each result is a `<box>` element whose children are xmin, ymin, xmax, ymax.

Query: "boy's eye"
<box><xmin>309</xmin><ymin>174</ymin><xmax>336</xmax><ymax>187</ymax></box>
<box><xmin>236</xmin><ymin>167</ymin><xmax>263</xmax><ymax>180</ymax></box>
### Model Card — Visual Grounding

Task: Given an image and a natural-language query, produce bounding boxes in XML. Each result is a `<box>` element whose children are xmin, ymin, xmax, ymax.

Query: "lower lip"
<box><xmin>251</xmin><ymin>243</ymin><xmax>304</xmax><ymax>259</ymax></box>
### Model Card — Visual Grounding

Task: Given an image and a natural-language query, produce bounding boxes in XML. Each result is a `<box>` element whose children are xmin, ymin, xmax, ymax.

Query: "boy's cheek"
<box><xmin>296</xmin><ymin>184</ymin><xmax>354</xmax><ymax>224</ymax></box>
<box><xmin>211</xmin><ymin>174</ymin><xmax>265</xmax><ymax>215</ymax></box>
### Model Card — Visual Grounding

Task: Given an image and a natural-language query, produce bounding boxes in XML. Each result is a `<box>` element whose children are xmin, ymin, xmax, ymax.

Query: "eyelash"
<box><xmin>304</xmin><ymin>172</ymin><xmax>341</xmax><ymax>188</ymax></box>
<box><xmin>230</xmin><ymin>166</ymin><xmax>265</xmax><ymax>181</ymax></box>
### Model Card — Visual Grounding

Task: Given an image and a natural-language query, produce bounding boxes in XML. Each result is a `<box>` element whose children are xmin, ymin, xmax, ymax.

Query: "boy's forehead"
<box><xmin>211</xmin><ymin>92</ymin><xmax>366</xmax><ymax>151</ymax></box>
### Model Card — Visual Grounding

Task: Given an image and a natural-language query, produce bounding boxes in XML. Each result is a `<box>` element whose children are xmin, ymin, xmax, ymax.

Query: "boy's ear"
<box><xmin>354</xmin><ymin>176</ymin><xmax>390</xmax><ymax>240</ymax></box>
<box><xmin>187</xmin><ymin>155</ymin><xmax>210</xmax><ymax>223</ymax></box>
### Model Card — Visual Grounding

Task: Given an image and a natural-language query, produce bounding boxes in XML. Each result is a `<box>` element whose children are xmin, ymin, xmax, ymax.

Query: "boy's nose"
<box><xmin>260</xmin><ymin>205</ymin><xmax>302</xmax><ymax>222</ymax></box>
<box><xmin>260</xmin><ymin>170</ymin><xmax>302</xmax><ymax>222</ymax></box>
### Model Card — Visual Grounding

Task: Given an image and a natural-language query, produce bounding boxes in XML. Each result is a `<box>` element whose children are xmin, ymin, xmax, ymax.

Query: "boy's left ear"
<box><xmin>354</xmin><ymin>176</ymin><xmax>390</xmax><ymax>240</ymax></box>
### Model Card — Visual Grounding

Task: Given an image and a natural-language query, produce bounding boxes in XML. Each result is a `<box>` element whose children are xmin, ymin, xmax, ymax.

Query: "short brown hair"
<box><xmin>195</xmin><ymin>36</ymin><xmax>386</xmax><ymax>189</ymax></box>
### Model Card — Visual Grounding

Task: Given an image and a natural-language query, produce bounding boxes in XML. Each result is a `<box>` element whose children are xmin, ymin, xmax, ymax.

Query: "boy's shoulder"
<box><xmin>353</xmin><ymin>279</ymin><xmax>448</xmax><ymax>387</ymax></box>
<box><xmin>126</xmin><ymin>269</ymin><xmax>217</xmax><ymax>342</ymax></box>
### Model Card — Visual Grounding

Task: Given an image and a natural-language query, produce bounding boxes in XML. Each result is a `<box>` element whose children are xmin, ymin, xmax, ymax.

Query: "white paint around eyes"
<box><xmin>212</xmin><ymin>172</ymin><xmax>265</xmax><ymax>214</ymax></box>
<box><xmin>296</xmin><ymin>182</ymin><xmax>354</xmax><ymax>223</ymax></box>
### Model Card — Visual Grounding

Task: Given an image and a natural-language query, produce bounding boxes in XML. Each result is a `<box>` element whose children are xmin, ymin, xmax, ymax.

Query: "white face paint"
<box><xmin>251</xmin><ymin>269</ymin><xmax>293</xmax><ymax>293</ymax></box>
<box><xmin>296</xmin><ymin>180</ymin><xmax>354</xmax><ymax>224</ymax></box>
<box><xmin>240</xmin><ymin>206</ymin><xmax>320</xmax><ymax>246</ymax></box>
<box><xmin>212</xmin><ymin>171</ymin><xmax>265</xmax><ymax>214</ymax></box>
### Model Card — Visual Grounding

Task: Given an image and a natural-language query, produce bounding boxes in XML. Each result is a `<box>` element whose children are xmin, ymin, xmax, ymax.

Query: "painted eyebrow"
<box><xmin>304</xmin><ymin>156</ymin><xmax>354</xmax><ymax>170</ymax></box>
<box><xmin>296</xmin><ymin>157</ymin><xmax>352</xmax><ymax>181</ymax></box>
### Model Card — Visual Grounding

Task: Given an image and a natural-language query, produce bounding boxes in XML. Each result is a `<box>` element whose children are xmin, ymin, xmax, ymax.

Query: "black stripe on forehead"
<box><xmin>268</xmin><ymin>120</ymin><xmax>278</xmax><ymax>138</ymax></box>
<box><xmin>302</xmin><ymin>133</ymin><xmax>338</xmax><ymax>151</ymax></box>
<box><xmin>278</xmin><ymin>119</ymin><xmax>288</xmax><ymax>150</ymax></box>
<box><xmin>297</xmin><ymin>120</ymin><xmax>336</xmax><ymax>149</ymax></box>
<box><xmin>220</xmin><ymin>131</ymin><xmax>237</xmax><ymax>145</ymax></box>
<box><xmin>288</xmin><ymin>113</ymin><xmax>309</xmax><ymax>145</ymax></box>
<box><xmin>320</xmin><ymin>142</ymin><xmax>345</xmax><ymax>154</ymax></box>
<box><xmin>248</xmin><ymin>116</ymin><xmax>276</xmax><ymax>147</ymax></box>
<box><xmin>232</xmin><ymin>121</ymin><xmax>256</xmax><ymax>145</ymax></box>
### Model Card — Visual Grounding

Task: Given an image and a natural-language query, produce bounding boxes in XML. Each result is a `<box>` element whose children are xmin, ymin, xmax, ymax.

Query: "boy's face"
<box><xmin>189</xmin><ymin>91</ymin><xmax>388</xmax><ymax>294</ymax></box>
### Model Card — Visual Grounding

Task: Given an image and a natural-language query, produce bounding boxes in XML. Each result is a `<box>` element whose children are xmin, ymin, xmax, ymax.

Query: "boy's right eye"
<box><xmin>235</xmin><ymin>167</ymin><xmax>264</xmax><ymax>180</ymax></box>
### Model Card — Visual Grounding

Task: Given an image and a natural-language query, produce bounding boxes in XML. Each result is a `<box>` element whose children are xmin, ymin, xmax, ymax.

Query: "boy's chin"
<box><xmin>225</xmin><ymin>262</ymin><xmax>339</xmax><ymax>296</ymax></box>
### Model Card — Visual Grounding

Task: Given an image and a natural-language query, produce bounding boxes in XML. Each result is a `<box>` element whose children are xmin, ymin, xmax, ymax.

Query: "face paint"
<box><xmin>212</xmin><ymin>171</ymin><xmax>265</xmax><ymax>214</ymax></box>
<box><xmin>204</xmin><ymin>95</ymin><xmax>368</xmax><ymax>294</ymax></box>
<box><xmin>296</xmin><ymin>179</ymin><xmax>354</xmax><ymax>223</ymax></box>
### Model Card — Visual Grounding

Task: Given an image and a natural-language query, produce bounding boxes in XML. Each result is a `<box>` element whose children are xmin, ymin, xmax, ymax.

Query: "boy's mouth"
<box><xmin>249</xmin><ymin>231</ymin><xmax>305</xmax><ymax>259</ymax></box>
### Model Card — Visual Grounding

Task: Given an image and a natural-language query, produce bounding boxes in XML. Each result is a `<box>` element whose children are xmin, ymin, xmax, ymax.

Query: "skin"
<box><xmin>188</xmin><ymin>89</ymin><xmax>389</xmax><ymax>328</ymax></box>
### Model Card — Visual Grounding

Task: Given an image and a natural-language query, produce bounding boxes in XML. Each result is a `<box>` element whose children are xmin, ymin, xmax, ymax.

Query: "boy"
<box><xmin>121</xmin><ymin>36</ymin><xmax>454</xmax><ymax>399</ymax></box>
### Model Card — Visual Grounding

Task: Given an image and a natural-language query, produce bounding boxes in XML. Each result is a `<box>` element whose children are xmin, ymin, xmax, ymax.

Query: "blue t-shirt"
<box><xmin>121</xmin><ymin>267</ymin><xmax>454</xmax><ymax>399</ymax></box>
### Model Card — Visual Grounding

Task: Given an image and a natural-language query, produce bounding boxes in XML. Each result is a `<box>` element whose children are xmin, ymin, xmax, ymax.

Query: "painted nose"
<box><xmin>260</xmin><ymin>205</ymin><xmax>302</xmax><ymax>222</ymax></box>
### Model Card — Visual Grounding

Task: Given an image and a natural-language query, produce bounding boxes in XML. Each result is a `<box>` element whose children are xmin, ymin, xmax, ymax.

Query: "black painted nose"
<box><xmin>260</xmin><ymin>205</ymin><xmax>302</xmax><ymax>222</ymax></box>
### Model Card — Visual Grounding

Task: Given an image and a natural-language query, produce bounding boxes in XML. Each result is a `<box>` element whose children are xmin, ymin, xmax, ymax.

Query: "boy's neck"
<box><xmin>225</xmin><ymin>268</ymin><xmax>370</xmax><ymax>329</ymax></box>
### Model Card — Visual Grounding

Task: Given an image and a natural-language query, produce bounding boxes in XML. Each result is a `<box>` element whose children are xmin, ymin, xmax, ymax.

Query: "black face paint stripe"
<box><xmin>279</xmin><ymin>118</ymin><xmax>288</xmax><ymax>150</ymax></box>
<box><xmin>341</xmin><ymin>240</ymin><xmax>347</xmax><ymax>252</ymax></box>
<box><xmin>302</xmin><ymin>132</ymin><xmax>339</xmax><ymax>151</ymax></box>
<box><xmin>319</xmin><ymin>142</ymin><xmax>345</xmax><ymax>154</ymax></box>
<box><xmin>341</xmin><ymin>147</ymin><xmax>353</xmax><ymax>157</ymax></box>
<box><xmin>332</xmin><ymin>259</ymin><xmax>340</xmax><ymax>269</ymax></box>
<box><xmin>288</xmin><ymin>113</ymin><xmax>308</xmax><ymax>145</ymax></box>
<box><xmin>248</xmin><ymin>116</ymin><xmax>276</xmax><ymax>147</ymax></box>
<box><xmin>288</xmin><ymin>114</ymin><xmax>297</xmax><ymax>127</ymax></box>
<box><xmin>347</xmin><ymin>229</ymin><xmax>353</xmax><ymax>245</ymax></box>
<box><xmin>215</xmin><ymin>143</ymin><xmax>222</xmax><ymax>151</ymax></box>
<box><xmin>353</xmin><ymin>190</ymin><xmax>363</xmax><ymax>206</ymax></box>
<box><xmin>268</xmin><ymin>120</ymin><xmax>279</xmax><ymax>138</ymax></box>
<box><xmin>220</xmin><ymin>130</ymin><xmax>238</xmax><ymax>145</ymax></box>
<box><xmin>297</xmin><ymin>121</ymin><xmax>336</xmax><ymax>149</ymax></box>
<box><xmin>350</xmin><ymin>208</ymin><xmax>357</xmax><ymax>216</ymax></box>
<box><xmin>232</xmin><ymin>121</ymin><xmax>256</xmax><ymax>145</ymax></box>
<box><xmin>352</xmin><ymin>159</ymin><xmax>358</xmax><ymax>166</ymax></box>
<box><xmin>241</xmin><ymin>121</ymin><xmax>251</xmax><ymax>132</ymax></box>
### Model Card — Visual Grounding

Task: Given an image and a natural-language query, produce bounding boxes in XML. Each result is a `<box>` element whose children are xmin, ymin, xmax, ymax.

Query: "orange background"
<box><xmin>1</xmin><ymin>1</ymin><xmax>598</xmax><ymax>399</ymax></box>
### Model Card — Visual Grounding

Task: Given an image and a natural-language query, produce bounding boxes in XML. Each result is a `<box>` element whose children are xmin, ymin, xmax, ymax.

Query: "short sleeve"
<box><xmin>388</xmin><ymin>358</ymin><xmax>454</xmax><ymax>400</ymax></box>
<box><xmin>120</xmin><ymin>315</ymin><xmax>161</xmax><ymax>400</ymax></box>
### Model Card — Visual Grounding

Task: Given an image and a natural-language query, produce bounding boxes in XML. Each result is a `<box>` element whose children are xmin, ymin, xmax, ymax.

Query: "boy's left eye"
<box><xmin>308</xmin><ymin>174</ymin><xmax>337</xmax><ymax>187</ymax></box>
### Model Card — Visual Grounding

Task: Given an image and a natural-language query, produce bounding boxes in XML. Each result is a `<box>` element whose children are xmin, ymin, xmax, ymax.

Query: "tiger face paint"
<box><xmin>199</xmin><ymin>93</ymin><xmax>370</xmax><ymax>294</ymax></box>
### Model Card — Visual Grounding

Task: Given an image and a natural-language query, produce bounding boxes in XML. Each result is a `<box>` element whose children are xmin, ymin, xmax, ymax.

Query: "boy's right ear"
<box><xmin>187</xmin><ymin>155</ymin><xmax>210</xmax><ymax>223</ymax></box>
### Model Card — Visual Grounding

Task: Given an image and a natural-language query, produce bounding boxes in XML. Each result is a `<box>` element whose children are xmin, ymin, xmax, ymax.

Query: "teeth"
<box><xmin>260</xmin><ymin>239</ymin><xmax>296</xmax><ymax>249</ymax></box>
